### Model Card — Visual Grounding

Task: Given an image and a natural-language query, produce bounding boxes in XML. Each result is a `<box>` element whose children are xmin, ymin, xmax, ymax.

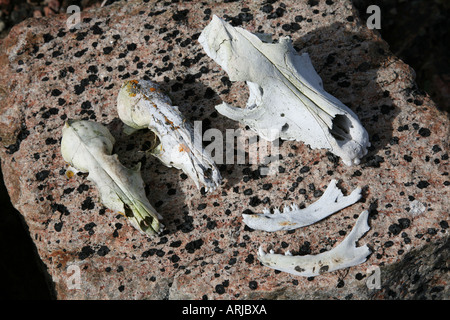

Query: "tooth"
<box><xmin>258</xmin><ymin>246</ymin><xmax>266</xmax><ymax>256</ymax></box>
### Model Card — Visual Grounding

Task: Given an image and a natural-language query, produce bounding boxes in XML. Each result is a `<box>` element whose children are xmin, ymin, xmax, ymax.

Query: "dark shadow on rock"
<box><xmin>105</xmin><ymin>78</ymin><xmax>243</xmax><ymax>235</ymax></box>
<box><xmin>352</xmin><ymin>0</ymin><xmax>450</xmax><ymax>115</ymax></box>
<box><xmin>160</xmin><ymin>77</ymin><xmax>249</xmax><ymax>198</ymax></box>
<box><xmin>0</xmin><ymin>166</ymin><xmax>56</xmax><ymax>299</ymax></box>
<box><xmin>293</xmin><ymin>21</ymin><xmax>398</xmax><ymax>168</ymax></box>
<box><xmin>368</xmin><ymin>236</ymin><xmax>449</xmax><ymax>299</ymax></box>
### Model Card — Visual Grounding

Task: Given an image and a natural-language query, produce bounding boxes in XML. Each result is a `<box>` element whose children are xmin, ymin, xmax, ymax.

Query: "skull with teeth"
<box><xmin>199</xmin><ymin>15</ymin><xmax>370</xmax><ymax>166</ymax></box>
<box><xmin>242</xmin><ymin>179</ymin><xmax>362</xmax><ymax>232</ymax></box>
<box><xmin>117</xmin><ymin>79</ymin><xmax>222</xmax><ymax>192</ymax></box>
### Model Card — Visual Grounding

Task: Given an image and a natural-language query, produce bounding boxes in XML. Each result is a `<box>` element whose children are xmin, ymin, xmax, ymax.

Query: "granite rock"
<box><xmin>0</xmin><ymin>0</ymin><xmax>448</xmax><ymax>299</ymax></box>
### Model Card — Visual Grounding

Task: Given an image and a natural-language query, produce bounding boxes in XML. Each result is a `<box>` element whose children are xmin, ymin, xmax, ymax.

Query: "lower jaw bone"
<box><xmin>242</xmin><ymin>179</ymin><xmax>362</xmax><ymax>232</ymax></box>
<box><xmin>257</xmin><ymin>210</ymin><xmax>371</xmax><ymax>277</ymax></box>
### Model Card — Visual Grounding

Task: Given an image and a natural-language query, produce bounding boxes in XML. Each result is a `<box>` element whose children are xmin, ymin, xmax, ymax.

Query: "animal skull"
<box><xmin>117</xmin><ymin>79</ymin><xmax>222</xmax><ymax>192</ymax></box>
<box><xmin>199</xmin><ymin>15</ymin><xmax>370</xmax><ymax>166</ymax></box>
<box><xmin>61</xmin><ymin>120</ymin><xmax>163</xmax><ymax>237</ymax></box>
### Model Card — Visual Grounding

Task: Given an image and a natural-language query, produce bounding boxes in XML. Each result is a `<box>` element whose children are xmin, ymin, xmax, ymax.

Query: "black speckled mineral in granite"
<box><xmin>0</xmin><ymin>0</ymin><xmax>447</xmax><ymax>300</ymax></box>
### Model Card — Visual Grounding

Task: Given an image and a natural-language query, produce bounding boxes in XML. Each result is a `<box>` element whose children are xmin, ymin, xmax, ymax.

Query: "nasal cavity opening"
<box><xmin>329</xmin><ymin>114</ymin><xmax>351</xmax><ymax>141</ymax></box>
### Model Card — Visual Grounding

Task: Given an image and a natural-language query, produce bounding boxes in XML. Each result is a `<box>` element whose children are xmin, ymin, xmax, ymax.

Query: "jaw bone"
<box><xmin>242</xmin><ymin>179</ymin><xmax>362</xmax><ymax>232</ymax></box>
<box><xmin>117</xmin><ymin>79</ymin><xmax>222</xmax><ymax>192</ymax></box>
<box><xmin>257</xmin><ymin>210</ymin><xmax>371</xmax><ymax>277</ymax></box>
<box><xmin>61</xmin><ymin>120</ymin><xmax>163</xmax><ymax>237</ymax></box>
<box><xmin>198</xmin><ymin>15</ymin><xmax>370</xmax><ymax>166</ymax></box>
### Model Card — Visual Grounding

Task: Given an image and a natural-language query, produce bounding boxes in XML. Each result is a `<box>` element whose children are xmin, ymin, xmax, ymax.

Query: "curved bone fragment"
<box><xmin>199</xmin><ymin>15</ymin><xmax>370</xmax><ymax>166</ymax></box>
<box><xmin>117</xmin><ymin>79</ymin><xmax>222</xmax><ymax>192</ymax></box>
<box><xmin>257</xmin><ymin>210</ymin><xmax>371</xmax><ymax>277</ymax></box>
<box><xmin>61</xmin><ymin>120</ymin><xmax>163</xmax><ymax>237</ymax></box>
<box><xmin>242</xmin><ymin>179</ymin><xmax>362</xmax><ymax>232</ymax></box>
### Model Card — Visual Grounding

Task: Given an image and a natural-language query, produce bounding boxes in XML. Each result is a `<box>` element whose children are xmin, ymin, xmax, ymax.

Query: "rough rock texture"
<box><xmin>0</xmin><ymin>0</ymin><xmax>448</xmax><ymax>299</ymax></box>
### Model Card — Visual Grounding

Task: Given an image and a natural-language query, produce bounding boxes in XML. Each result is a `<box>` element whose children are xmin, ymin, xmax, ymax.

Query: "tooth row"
<box><xmin>258</xmin><ymin>246</ymin><xmax>293</xmax><ymax>256</ymax></box>
<box><xmin>262</xmin><ymin>203</ymin><xmax>300</xmax><ymax>216</ymax></box>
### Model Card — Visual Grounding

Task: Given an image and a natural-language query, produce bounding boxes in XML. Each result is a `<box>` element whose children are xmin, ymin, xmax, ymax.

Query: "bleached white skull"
<box><xmin>61</xmin><ymin>120</ymin><xmax>163</xmax><ymax>237</ymax></box>
<box><xmin>117</xmin><ymin>80</ymin><xmax>222</xmax><ymax>192</ymax></box>
<box><xmin>199</xmin><ymin>15</ymin><xmax>370</xmax><ymax>166</ymax></box>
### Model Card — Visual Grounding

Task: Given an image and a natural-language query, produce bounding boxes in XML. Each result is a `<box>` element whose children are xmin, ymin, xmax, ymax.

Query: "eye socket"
<box><xmin>141</xmin><ymin>132</ymin><xmax>161</xmax><ymax>152</ymax></box>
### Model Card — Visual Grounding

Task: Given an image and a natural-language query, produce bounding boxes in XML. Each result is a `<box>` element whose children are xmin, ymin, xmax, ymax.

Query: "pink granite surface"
<box><xmin>0</xmin><ymin>0</ymin><xmax>448</xmax><ymax>299</ymax></box>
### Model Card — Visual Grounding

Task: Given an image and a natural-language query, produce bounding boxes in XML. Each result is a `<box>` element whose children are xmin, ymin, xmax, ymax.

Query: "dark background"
<box><xmin>0</xmin><ymin>0</ymin><xmax>448</xmax><ymax>299</ymax></box>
